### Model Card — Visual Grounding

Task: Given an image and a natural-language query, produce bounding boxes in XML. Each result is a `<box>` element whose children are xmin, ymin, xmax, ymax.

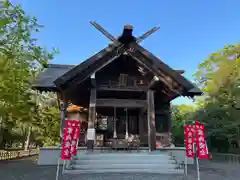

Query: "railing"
<box><xmin>0</xmin><ymin>148</ymin><xmax>39</xmax><ymax>160</ymax></box>
<box><xmin>211</xmin><ymin>153</ymin><xmax>240</xmax><ymax>164</ymax></box>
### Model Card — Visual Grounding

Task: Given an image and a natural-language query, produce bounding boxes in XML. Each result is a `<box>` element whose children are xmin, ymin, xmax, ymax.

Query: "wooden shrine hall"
<box><xmin>32</xmin><ymin>22</ymin><xmax>202</xmax><ymax>151</ymax></box>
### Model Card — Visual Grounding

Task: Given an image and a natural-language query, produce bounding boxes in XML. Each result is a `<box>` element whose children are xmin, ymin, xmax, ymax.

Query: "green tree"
<box><xmin>193</xmin><ymin>44</ymin><xmax>240</xmax><ymax>152</ymax></box>
<box><xmin>0</xmin><ymin>0</ymin><xmax>57</xmax><ymax>148</ymax></box>
<box><xmin>171</xmin><ymin>104</ymin><xmax>195</xmax><ymax>145</ymax></box>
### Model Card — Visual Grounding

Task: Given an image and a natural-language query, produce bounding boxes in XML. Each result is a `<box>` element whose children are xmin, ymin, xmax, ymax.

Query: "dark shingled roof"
<box><xmin>32</xmin><ymin>64</ymin><xmax>75</xmax><ymax>91</ymax></box>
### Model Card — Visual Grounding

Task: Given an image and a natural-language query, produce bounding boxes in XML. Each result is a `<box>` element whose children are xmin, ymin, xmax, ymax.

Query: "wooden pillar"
<box><xmin>60</xmin><ymin>100</ymin><xmax>66</xmax><ymax>142</ymax></box>
<box><xmin>87</xmin><ymin>74</ymin><xmax>96</xmax><ymax>151</ymax></box>
<box><xmin>113</xmin><ymin>107</ymin><xmax>117</xmax><ymax>138</ymax></box>
<box><xmin>168</xmin><ymin>111</ymin><xmax>172</xmax><ymax>133</ymax></box>
<box><xmin>58</xmin><ymin>90</ymin><xmax>67</xmax><ymax>144</ymax></box>
<box><xmin>167</xmin><ymin>102</ymin><xmax>173</xmax><ymax>145</ymax></box>
<box><xmin>125</xmin><ymin>108</ymin><xmax>128</xmax><ymax>139</ymax></box>
<box><xmin>138</xmin><ymin>108</ymin><xmax>145</xmax><ymax>144</ymax></box>
<box><xmin>147</xmin><ymin>90</ymin><xmax>156</xmax><ymax>151</ymax></box>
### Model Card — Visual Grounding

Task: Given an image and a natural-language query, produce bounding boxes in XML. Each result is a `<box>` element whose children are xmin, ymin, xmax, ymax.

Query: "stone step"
<box><xmin>66</xmin><ymin>152</ymin><xmax>184</xmax><ymax>175</ymax></box>
<box><xmin>74</xmin><ymin>159</ymin><xmax>177</xmax><ymax>164</ymax></box>
<box><xmin>63</xmin><ymin>168</ymin><xmax>184</xmax><ymax>174</ymax></box>
<box><xmin>76</xmin><ymin>152</ymin><xmax>170</xmax><ymax>155</ymax></box>
<box><xmin>74</xmin><ymin>153</ymin><xmax>173</xmax><ymax>160</ymax></box>
<box><xmin>74</xmin><ymin>157</ymin><xmax>173</xmax><ymax>161</ymax></box>
<box><xmin>72</xmin><ymin>163</ymin><xmax>179</xmax><ymax>170</ymax></box>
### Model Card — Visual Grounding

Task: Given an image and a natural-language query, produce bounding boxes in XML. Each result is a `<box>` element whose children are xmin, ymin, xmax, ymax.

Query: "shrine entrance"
<box><xmin>95</xmin><ymin>107</ymin><xmax>141</xmax><ymax>147</ymax></box>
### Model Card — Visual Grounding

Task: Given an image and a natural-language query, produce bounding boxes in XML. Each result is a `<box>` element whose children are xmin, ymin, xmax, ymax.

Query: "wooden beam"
<box><xmin>90</xmin><ymin>21</ymin><xmax>119</xmax><ymax>44</ymax></box>
<box><xmin>96</xmin><ymin>86</ymin><xmax>146</xmax><ymax>92</ymax></box>
<box><xmin>127</xmin><ymin>50</ymin><xmax>182</xmax><ymax>96</ymax></box>
<box><xmin>147</xmin><ymin>76</ymin><xmax>159</xmax><ymax>89</ymax></box>
<box><xmin>136</xmin><ymin>26</ymin><xmax>160</xmax><ymax>44</ymax></box>
<box><xmin>147</xmin><ymin>90</ymin><xmax>156</xmax><ymax>151</ymax></box>
<box><xmin>96</xmin><ymin>98</ymin><xmax>147</xmax><ymax>108</ymax></box>
<box><xmin>131</xmin><ymin>43</ymin><xmax>193</xmax><ymax>89</ymax></box>
<box><xmin>87</xmin><ymin>85</ymin><xmax>96</xmax><ymax>151</ymax></box>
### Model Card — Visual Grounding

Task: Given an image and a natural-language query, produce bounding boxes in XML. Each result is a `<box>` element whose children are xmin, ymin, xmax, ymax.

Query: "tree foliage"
<box><xmin>0</xmin><ymin>1</ymin><xmax>59</xmax><ymax>148</ymax></box>
<box><xmin>171</xmin><ymin>104</ymin><xmax>196</xmax><ymax>145</ymax></box>
<box><xmin>172</xmin><ymin>43</ymin><xmax>240</xmax><ymax>153</ymax></box>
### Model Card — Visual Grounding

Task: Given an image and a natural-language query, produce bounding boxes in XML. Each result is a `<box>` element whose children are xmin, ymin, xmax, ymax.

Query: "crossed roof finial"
<box><xmin>89</xmin><ymin>21</ymin><xmax>160</xmax><ymax>45</ymax></box>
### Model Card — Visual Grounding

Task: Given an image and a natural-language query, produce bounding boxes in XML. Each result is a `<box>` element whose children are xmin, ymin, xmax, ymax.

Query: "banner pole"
<box><xmin>56</xmin><ymin>158</ymin><xmax>61</xmax><ymax>180</ymax></box>
<box><xmin>183</xmin><ymin>120</ymin><xmax>187</xmax><ymax>176</ymax></box>
<box><xmin>196</xmin><ymin>154</ymin><xmax>200</xmax><ymax>180</ymax></box>
<box><xmin>194</xmin><ymin>122</ymin><xmax>200</xmax><ymax>180</ymax></box>
<box><xmin>62</xmin><ymin>160</ymin><xmax>65</xmax><ymax>174</ymax></box>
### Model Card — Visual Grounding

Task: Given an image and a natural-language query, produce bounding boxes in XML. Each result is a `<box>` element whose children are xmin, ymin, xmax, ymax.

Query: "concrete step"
<box><xmin>74</xmin><ymin>159</ymin><xmax>177</xmax><ymax>164</ymax></box>
<box><xmin>72</xmin><ymin>163</ymin><xmax>179</xmax><ymax>170</ymax></box>
<box><xmin>64</xmin><ymin>168</ymin><xmax>184</xmax><ymax>174</ymax></box>
<box><xmin>66</xmin><ymin>152</ymin><xmax>184</xmax><ymax>175</ymax></box>
<box><xmin>76</xmin><ymin>152</ymin><xmax>170</xmax><ymax>156</ymax></box>
<box><xmin>74</xmin><ymin>153</ymin><xmax>173</xmax><ymax>160</ymax></box>
<box><xmin>74</xmin><ymin>157</ymin><xmax>173</xmax><ymax>161</ymax></box>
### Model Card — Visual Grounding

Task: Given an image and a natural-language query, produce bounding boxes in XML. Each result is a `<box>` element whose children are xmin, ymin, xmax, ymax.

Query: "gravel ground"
<box><xmin>0</xmin><ymin>156</ymin><xmax>239</xmax><ymax>180</ymax></box>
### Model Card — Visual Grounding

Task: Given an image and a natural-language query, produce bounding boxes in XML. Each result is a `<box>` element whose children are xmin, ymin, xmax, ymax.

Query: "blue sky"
<box><xmin>15</xmin><ymin>0</ymin><xmax>240</xmax><ymax>105</ymax></box>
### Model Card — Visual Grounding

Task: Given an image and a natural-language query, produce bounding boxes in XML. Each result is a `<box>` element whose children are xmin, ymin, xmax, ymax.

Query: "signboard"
<box><xmin>60</xmin><ymin>120</ymin><xmax>81</xmax><ymax>160</ymax></box>
<box><xmin>87</xmin><ymin>128</ymin><xmax>95</xmax><ymax>140</ymax></box>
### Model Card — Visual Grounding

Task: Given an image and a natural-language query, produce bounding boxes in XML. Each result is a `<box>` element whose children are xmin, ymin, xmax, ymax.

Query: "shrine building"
<box><xmin>32</xmin><ymin>23</ymin><xmax>202</xmax><ymax>153</ymax></box>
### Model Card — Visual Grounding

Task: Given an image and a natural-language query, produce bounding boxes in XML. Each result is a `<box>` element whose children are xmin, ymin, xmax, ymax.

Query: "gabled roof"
<box><xmin>32</xmin><ymin>24</ymin><xmax>202</xmax><ymax>97</ymax></box>
<box><xmin>52</xmin><ymin>42</ymin><xmax>202</xmax><ymax>96</ymax></box>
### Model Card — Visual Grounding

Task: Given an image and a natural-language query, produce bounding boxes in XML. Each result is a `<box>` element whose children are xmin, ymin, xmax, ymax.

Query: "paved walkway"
<box><xmin>1</xmin><ymin>156</ymin><xmax>240</xmax><ymax>180</ymax></box>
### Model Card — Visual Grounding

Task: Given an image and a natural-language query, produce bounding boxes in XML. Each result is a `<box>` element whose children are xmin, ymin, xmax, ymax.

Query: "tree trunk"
<box><xmin>0</xmin><ymin>138</ymin><xmax>6</xmax><ymax>149</ymax></box>
<box><xmin>0</xmin><ymin>118</ymin><xmax>4</xmax><ymax>149</ymax></box>
<box><xmin>24</xmin><ymin>127</ymin><xmax>32</xmax><ymax>151</ymax></box>
<box><xmin>0</xmin><ymin>130</ymin><xmax>3</xmax><ymax>149</ymax></box>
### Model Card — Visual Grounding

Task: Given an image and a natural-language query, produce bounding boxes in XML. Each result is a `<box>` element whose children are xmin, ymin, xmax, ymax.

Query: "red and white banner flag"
<box><xmin>60</xmin><ymin>120</ymin><xmax>81</xmax><ymax>160</ymax></box>
<box><xmin>61</xmin><ymin>128</ymin><xmax>71</xmax><ymax>160</ymax></box>
<box><xmin>194</xmin><ymin>121</ymin><xmax>209</xmax><ymax>159</ymax></box>
<box><xmin>71</xmin><ymin>121</ymin><xmax>81</xmax><ymax>156</ymax></box>
<box><xmin>184</xmin><ymin>125</ymin><xmax>195</xmax><ymax>158</ymax></box>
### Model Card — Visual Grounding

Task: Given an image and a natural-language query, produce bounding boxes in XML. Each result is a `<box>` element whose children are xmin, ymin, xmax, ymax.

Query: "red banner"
<box><xmin>71</xmin><ymin>121</ymin><xmax>81</xmax><ymax>156</ymax></box>
<box><xmin>195</xmin><ymin>121</ymin><xmax>209</xmax><ymax>159</ymax></box>
<box><xmin>184</xmin><ymin>125</ymin><xmax>195</xmax><ymax>158</ymax></box>
<box><xmin>60</xmin><ymin>120</ymin><xmax>81</xmax><ymax>160</ymax></box>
